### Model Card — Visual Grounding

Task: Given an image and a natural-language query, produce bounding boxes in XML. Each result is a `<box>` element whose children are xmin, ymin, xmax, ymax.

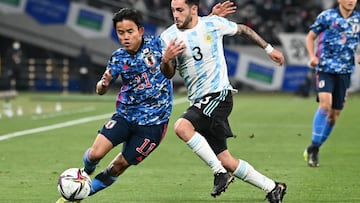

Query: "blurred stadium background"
<box><xmin>1</xmin><ymin>0</ymin><xmax>360</xmax><ymax>96</ymax></box>
<box><xmin>1</xmin><ymin>1</ymin><xmax>360</xmax><ymax>202</ymax></box>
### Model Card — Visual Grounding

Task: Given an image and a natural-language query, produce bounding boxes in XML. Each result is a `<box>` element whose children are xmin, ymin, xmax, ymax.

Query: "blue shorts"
<box><xmin>316</xmin><ymin>72</ymin><xmax>351</xmax><ymax>110</ymax></box>
<box><xmin>99</xmin><ymin>113</ymin><xmax>168</xmax><ymax>165</ymax></box>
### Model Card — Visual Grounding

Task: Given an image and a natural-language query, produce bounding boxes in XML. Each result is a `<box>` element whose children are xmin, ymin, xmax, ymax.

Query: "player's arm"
<box><xmin>160</xmin><ymin>38</ymin><xmax>186</xmax><ymax>79</ymax></box>
<box><xmin>236</xmin><ymin>24</ymin><xmax>284</xmax><ymax>66</ymax></box>
<box><xmin>209</xmin><ymin>1</ymin><xmax>236</xmax><ymax>17</ymax></box>
<box><xmin>96</xmin><ymin>68</ymin><xmax>112</xmax><ymax>95</ymax></box>
<box><xmin>306</xmin><ymin>30</ymin><xmax>319</xmax><ymax>68</ymax></box>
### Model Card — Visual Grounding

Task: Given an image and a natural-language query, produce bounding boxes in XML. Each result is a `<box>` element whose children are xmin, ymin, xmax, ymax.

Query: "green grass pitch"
<box><xmin>0</xmin><ymin>92</ymin><xmax>359</xmax><ymax>203</ymax></box>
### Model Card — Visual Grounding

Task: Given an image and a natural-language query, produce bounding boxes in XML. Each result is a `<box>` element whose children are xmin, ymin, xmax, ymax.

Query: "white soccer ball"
<box><xmin>57</xmin><ymin>168</ymin><xmax>92</xmax><ymax>201</ymax></box>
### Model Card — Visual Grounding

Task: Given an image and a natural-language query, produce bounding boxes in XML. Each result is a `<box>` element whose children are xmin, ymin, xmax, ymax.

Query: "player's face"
<box><xmin>338</xmin><ymin>0</ymin><xmax>357</xmax><ymax>11</ymax></box>
<box><xmin>115</xmin><ymin>20</ymin><xmax>144</xmax><ymax>54</ymax></box>
<box><xmin>171</xmin><ymin>0</ymin><xmax>197</xmax><ymax>29</ymax></box>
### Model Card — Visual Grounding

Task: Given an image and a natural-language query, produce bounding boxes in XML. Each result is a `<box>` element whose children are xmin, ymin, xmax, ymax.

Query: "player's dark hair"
<box><xmin>185</xmin><ymin>0</ymin><xmax>199</xmax><ymax>6</ymax></box>
<box><xmin>112</xmin><ymin>8</ymin><xmax>143</xmax><ymax>29</ymax></box>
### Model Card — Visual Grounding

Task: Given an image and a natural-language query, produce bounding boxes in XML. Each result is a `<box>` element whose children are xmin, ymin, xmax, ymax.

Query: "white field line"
<box><xmin>0</xmin><ymin>97</ymin><xmax>189</xmax><ymax>141</ymax></box>
<box><xmin>0</xmin><ymin>114</ymin><xmax>111</xmax><ymax>141</ymax></box>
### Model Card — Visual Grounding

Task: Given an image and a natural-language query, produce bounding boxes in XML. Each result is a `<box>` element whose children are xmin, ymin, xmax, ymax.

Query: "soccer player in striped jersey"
<box><xmin>160</xmin><ymin>0</ymin><xmax>286</xmax><ymax>202</ymax></box>
<box><xmin>56</xmin><ymin>3</ymin><xmax>236</xmax><ymax>203</ymax></box>
<box><xmin>304</xmin><ymin>0</ymin><xmax>360</xmax><ymax>167</ymax></box>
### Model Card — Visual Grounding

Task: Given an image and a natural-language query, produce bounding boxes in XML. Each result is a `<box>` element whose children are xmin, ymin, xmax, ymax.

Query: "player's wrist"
<box><xmin>264</xmin><ymin>44</ymin><xmax>274</xmax><ymax>54</ymax></box>
<box><xmin>161</xmin><ymin>56</ymin><xmax>171</xmax><ymax>64</ymax></box>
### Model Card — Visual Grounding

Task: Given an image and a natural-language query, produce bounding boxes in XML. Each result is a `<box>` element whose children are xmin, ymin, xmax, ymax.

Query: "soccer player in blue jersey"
<box><xmin>160</xmin><ymin>0</ymin><xmax>287</xmax><ymax>202</ymax></box>
<box><xmin>56</xmin><ymin>8</ymin><xmax>172</xmax><ymax>203</ymax></box>
<box><xmin>56</xmin><ymin>3</ymin><xmax>236</xmax><ymax>203</ymax></box>
<box><xmin>304</xmin><ymin>0</ymin><xmax>360</xmax><ymax>167</ymax></box>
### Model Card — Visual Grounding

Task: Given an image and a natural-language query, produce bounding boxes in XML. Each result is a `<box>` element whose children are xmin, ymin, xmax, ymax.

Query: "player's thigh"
<box><xmin>90</xmin><ymin>134</ymin><xmax>113</xmax><ymax>159</ymax></box>
<box><xmin>122</xmin><ymin>123</ymin><xmax>168</xmax><ymax>165</ymax></box>
<box><xmin>316</xmin><ymin>72</ymin><xmax>335</xmax><ymax>109</ymax></box>
<box><xmin>332</xmin><ymin>74</ymin><xmax>351</xmax><ymax>110</ymax></box>
<box><xmin>99</xmin><ymin>113</ymin><xmax>131</xmax><ymax>146</ymax></box>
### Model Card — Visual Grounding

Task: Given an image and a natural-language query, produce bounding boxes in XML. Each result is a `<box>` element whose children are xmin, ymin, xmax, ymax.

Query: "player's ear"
<box><xmin>139</xmin><ymin>26</ymin><xmax>145</xmax><ymax>35</ymax></box>
<box><xmin>191</xmin><ymin>5</ymin><xmax>198</xmax><ymax>16</ymax></box>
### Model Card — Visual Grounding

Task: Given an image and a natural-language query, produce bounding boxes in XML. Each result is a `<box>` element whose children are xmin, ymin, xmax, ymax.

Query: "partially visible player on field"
<box><xmin>56</xmin><ymin>2</ymin><xmax>236</xmax><ymax>202</ymax></box>
<box><xmin>160</xmin><ymin>0</ymin><xmax>286</xmax><ymax>202</ymax></box>
<box><xmin>304</xmin><ymin>0</ymin><xmax>360</xmax><ymax>167</ymax></box>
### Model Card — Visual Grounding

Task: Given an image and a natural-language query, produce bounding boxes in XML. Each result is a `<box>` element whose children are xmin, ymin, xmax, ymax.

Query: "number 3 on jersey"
<box><xmin>192</xmin><ymin>46</ymin><xmax>203</xmax><ymax>61</ymax></box>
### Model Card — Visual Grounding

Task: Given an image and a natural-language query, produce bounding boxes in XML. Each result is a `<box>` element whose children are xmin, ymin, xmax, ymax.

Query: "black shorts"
<box><xmin>182</xmin><ymin>90</ymin><xmax>234</xmax><ymax>155</ymax></box>
<box><xmin>316</xmin><ymin>72</ymin><xmax>351</xmax><ymax>110</ymax></box>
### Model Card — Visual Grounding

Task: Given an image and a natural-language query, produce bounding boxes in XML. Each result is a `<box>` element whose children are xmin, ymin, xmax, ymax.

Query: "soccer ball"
<box><xmin>57</xmin><ymin>168</ymin><xmax>92</xmax><ymax>201</ymax></box>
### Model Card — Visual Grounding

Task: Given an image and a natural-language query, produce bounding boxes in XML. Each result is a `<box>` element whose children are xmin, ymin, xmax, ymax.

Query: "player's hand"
<box><xmin>101</xmin><ymin>68</ymin><xmax>112</xmax><ymax>87</ymax></box>
<box><xmin>268</xmin><ymin>49</ymin><xmax>285</xmax><ymax>66</ymax></box>
<box><xmin>211</xmin><ymin>1</ymin><xmax>236</xmax><ymax>17</ymax></box>
<box><xmin>308</xmin><ymin>56</ymin><xmax>319</xmax><ymax>68</ymax></box>
<box><xmin>162</xmin><ymin>38</ymin><xmax>186</xmax><ymax>63</ymax></box>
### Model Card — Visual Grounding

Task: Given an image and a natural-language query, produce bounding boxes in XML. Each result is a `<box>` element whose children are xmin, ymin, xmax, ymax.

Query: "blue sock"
<box><xmin>320</xmin><ymin>121</ymin><xmax>334</xmax><ymax>146</ymax></box>
<box><xmin>89</xmin><ymin>169</ymin><xmax>118</xmax><ymax>196</ymax></box>
<box><xmin>83</xmin><ymin>148</ymin><xmax>99</xmax><ymax>175</ymax></box>
<box><xmin>311</xmin><ymin>108</ymin><xmax>329</xmax><ymax>147</ymax></box>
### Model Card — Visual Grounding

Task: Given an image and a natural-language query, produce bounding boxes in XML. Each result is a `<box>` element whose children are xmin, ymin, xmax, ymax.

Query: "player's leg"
<box><xmin>174</xmin><ymin>118</ymin><xmax>227</xmax><ymax>174</ymax></box>
<box><xmin>85</xmin><ymin>114</ymin><xmax>131</xmax><ymax>195</ymax></box>
<box><xmin>83</xmin><ymin>114</ymin><xmax>127</xmax><ymax>175</ymax></box>
<box><xmin>305</xmin><ymin>72</ymin><xmax>333</xmax><ymax>167</ymax></box>
<box><xmin>89</xmin><ymin>153</ymin><xmax>128</xmax><ymax>196</ymax></box>
<box><xmin>320</xmin><ymin>74</ymin><xmax>350</xmax><ymax>145</ymax></box>
<box><xmin>90</xmin><ymin>122</ymin><xmax>167</xmax><ymax>196</ymax></box>
<box><xmin>83</xmin><ymin>134</ymin><xmax>112</xmax><ymax>175</ymax></box>
<box><xmin>218</xmin><ymin>150</ymin><xmax>286</xmax><ymax>201</ymax></box>
<box><xmin>175</xmin><ymin>117</ymin><xmax>231</xmax><ymax>197</ymax></box>
<box><xmin>220</xmin><ymin>151</ymin><xmax>276</xmax><ymax>190</ymax></box>
<box><xmin>185</xmin><ymin>90</ymin><xmax>237</xmax><ymax>197</ymax></box>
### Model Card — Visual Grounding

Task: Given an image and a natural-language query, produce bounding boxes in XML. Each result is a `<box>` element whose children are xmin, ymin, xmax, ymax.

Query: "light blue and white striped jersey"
<box><xmin>161</xmin><ymin>15</ymin><xmax>237</xmax><ymax>104</ymax></box>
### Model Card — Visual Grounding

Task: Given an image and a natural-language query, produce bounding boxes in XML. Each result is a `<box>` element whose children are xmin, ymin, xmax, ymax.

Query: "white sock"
<box><xmin>233</xmin><ymin>160</ymin><xmax>276</xmax><ymax>192</ymax></box>
<box><xmin>186</xmin><ymin>132</ymin><xmax>227</xmax><ymax>174</ymax></box>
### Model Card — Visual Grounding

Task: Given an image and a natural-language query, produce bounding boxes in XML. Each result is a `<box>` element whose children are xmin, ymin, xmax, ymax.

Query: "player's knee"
<box><xmin>328</xmin><ymin>110</ymin><xmax>341</xmax><ymax>123</ymax></box>
<box><xmin>88</xmin><ymin>148</ymin><xmax>104</xmax><ymax>161</ymax></box>
<box><xmin>174</xmin><ymin>118</ymin><xmax>193</xmax><ymax>140</ymax></box>
<box><xmin>219</xmin><ymin>154</ymin><xmax>238</xmax><ymax>172</ymax></box>
<box><xmin>217</xmin><ymin>150</ymin><xmax>239</xmax><ymax>172</ymax></box>
<box><xmin>319</xmin><ymin>103</ymin><xmax>332</xmax><ymax>111</ymax></box>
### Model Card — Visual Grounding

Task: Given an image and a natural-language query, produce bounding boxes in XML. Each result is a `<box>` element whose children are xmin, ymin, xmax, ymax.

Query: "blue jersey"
<box><xmin>310</xmin><ymin>7</ymin><xmax>360</xmax><ymax>74</ymax></box>
<box><xmin>106</xmin><ymin>35</ymin><xmax>173</xmax><ymax>125</ymax></box>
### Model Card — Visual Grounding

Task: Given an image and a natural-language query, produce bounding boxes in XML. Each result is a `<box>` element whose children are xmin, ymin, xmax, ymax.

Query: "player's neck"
<box><xmin>339</xmin><ymin>7</ymin><xmax>353</xmax><ymax>18</ymax></box>
<box><xmin>188</xmin><ymin>15</ymin><xmax>198</xmax><ymax>29</ymax></box>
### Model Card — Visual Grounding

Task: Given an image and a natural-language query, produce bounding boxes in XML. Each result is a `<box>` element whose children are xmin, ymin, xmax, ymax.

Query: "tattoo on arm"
<box><xmin>237</xmin><ymin>24</ymin><xmax>267</xmax><ymax>48</ymax></box>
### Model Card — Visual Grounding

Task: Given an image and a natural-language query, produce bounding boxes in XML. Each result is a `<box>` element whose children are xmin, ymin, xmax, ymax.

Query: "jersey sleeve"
<box><xmin>210</xmin><ymin>15</ymin><xmax>237</xmax><ymax>36</ymax></box>
<box><xmin>106</xmin><ymin>51</ymin><xmax>120</xmax><ymax>84</ymax></box>
<box><xmin>309</xmin><ymin>10</ymin><xmax>329</xmax><ymax>35</ymax></box>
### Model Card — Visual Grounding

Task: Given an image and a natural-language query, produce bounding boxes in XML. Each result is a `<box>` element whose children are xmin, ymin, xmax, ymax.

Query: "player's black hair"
<box><xmin>112</xmin><ymin>8</ymin><xmax>143</xmax><ymax>29</ymax></box>
<box><xmin>185</xmin><ymin>0</ymin><xmax>200</xmax><ymax>6</ymax></box>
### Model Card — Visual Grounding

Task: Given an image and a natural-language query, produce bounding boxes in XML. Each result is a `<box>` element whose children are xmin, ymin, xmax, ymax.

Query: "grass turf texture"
<box><xmin>0</xmin><ymin>92</ymin><xmax>359</xmax><ymax>202</ymax></box>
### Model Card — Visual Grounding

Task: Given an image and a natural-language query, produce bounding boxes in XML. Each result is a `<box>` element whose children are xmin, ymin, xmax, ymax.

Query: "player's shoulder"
<box><xmin>143</xmin><ymin>34</ymin><xmax>158</xmax><ymax>42</ymax></box>
<box><xmin>200</xmin><ymin>15</ymin><xmax>227</xmax><ymax>23</ymax></box>
<box><xmin>111</xmin><ymin>47</ymin><xmax>127</xmax><ymax>58</ymax></box>
<box><xmin>160</xmin><ymin>24</ymin><xmax>178</xmax><ymax>40</ymax></box>
<box><xmin>352</xmin><ymin>10</ymin><xmax>360</xmax><ymax>18</ymax></box>
<box><xmin>143</xmin><ymin>35</ymin><xmax>162</xmax><ymax>46</ymax></box>
<box><xmin>317</xmin><ymin>8</ymin><xmax>335</xmax><ymax>17</ymax></box>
